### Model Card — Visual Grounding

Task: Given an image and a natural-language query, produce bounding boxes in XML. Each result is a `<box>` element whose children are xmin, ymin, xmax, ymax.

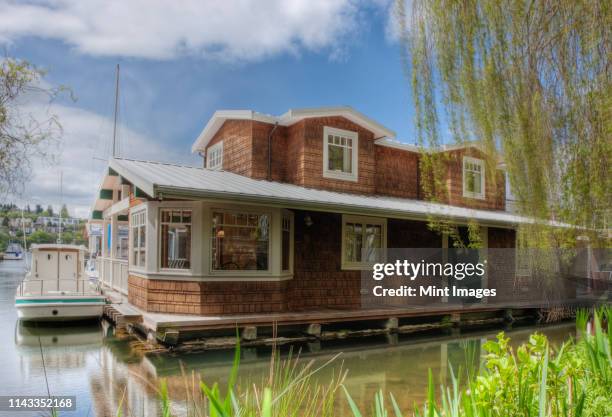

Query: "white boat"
<box><xmin>4</xmin><ymin>243</ymin><xmax>24</xmax><ymax>260</ymax></box>
<box><xmin>15</xmin><ymin>244</ymin><xmax>106</xmax><ymax>322</ymax></box>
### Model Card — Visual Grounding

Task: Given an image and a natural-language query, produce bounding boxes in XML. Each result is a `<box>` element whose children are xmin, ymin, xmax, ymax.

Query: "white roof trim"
<box><xmin>375</xmin><ymin>138</ymin><xmax>423</xmax><ymax>153</ymax></box>
<box><xmin>105</xmin><ymin>158</ymin><xmax>567</xmax><ymax>228</ymax></box>
<box><xmin>191</xmin><ymin>106</ymin><xmax>396</xmax><ymax>153</ymax></box>
<box><xmin>375</xmin><ymin>138</ymin><xmax>490</xmax><ymax>154</ymax></box>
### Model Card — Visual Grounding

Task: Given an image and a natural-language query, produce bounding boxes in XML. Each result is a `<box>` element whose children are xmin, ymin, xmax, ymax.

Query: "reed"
<box><xmin>154</xmin><ymin>341</ymin><xmax>345</xmax><ymax>417</ymax></box>
<box><xmin>344</xmin><ymin>310</ymin><xmax>612</xmax><ymax>417</ymax></box>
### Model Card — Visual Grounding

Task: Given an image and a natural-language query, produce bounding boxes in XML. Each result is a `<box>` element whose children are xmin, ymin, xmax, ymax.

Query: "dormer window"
<box><xmin>463</xmin><ymin>156</ymin><xmax>485</xmax><ymax>199</ymax></box>
<box><xmin>207</xmin><ymin>141</ymin><xmax>223</xmax><ymax>170</ymax></box>
<box><xmin>323</xmin><ymin>126</ymin><xmax>358</xmax><ymax>182</ymax></box>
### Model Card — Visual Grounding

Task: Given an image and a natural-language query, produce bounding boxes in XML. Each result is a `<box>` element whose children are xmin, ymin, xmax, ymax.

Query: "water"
<box><xmin>0</xmin><ymin>260</ymin><xmax>576</xmax><ymax>417</ymax></box>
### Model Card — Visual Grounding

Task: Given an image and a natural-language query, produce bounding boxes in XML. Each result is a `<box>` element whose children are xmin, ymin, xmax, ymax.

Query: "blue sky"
<box><xmin>1</xmin><ymin>0</ymin><xmax>416</xmax><ymax>216</ymax></box>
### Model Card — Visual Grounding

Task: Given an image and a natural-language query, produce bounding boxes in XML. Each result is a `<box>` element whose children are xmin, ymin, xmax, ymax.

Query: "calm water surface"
<box><xmin>0</xmin><ymin>259</ymin><xmax>576</xmax><ymax>417</ymax></box>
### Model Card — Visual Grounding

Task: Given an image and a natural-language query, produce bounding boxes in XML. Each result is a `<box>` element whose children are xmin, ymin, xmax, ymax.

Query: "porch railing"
<box><xmin>96</xmin><ymin>257</ymin><xmax>129</xmax><ymax>295</ymax></box>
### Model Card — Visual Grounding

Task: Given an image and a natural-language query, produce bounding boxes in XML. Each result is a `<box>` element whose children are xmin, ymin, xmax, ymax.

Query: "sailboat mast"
<box><xmin>58</xmin><ymin>171</ymin><xmax>63</xmax><ymax>244</ymax></box>
<box><xmin>112</xmin><ymin>64</ymin><xmax>120</xmax><ymax>158</ymax></box>
<box><xmin>20</xmin><ymin>208</ymin><xmax>27</xmax><ymax>251</ymax></box>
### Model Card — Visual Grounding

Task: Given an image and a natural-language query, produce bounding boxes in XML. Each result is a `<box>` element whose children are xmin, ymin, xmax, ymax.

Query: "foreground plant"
<box><xmin>344</xmin><ymin>309</ymin><xmax>611</xmax><ymax>417</ymax></box>
<box><xmin>157</xmin><ymin>342</ymin><xmax>345</xmax><ymax>417</ymax></box>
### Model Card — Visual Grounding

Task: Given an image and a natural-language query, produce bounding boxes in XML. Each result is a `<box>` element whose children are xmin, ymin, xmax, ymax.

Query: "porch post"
<box><xmin>109</xmin><ymin>214</ymin><xmax>120</xmax><ymax>288</ymax></box>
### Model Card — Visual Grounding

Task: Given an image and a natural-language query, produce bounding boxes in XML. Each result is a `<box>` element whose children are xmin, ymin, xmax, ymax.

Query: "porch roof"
<box><xmin>108</xmin><ymin>157</ymin><xmax>551</xmax><ymax>227</ymax></box>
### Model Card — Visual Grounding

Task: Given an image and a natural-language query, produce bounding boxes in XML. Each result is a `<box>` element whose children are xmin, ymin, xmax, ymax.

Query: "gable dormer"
<box><xmin>191</xmin><ymin>107</ymin><xmax>395</xmax><ymax>194</ymax></box>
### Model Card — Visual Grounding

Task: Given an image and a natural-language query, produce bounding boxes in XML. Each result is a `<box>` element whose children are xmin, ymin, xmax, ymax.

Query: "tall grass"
<box><xmin>156</xmin><ymin>341</ymin><xmax>346</xmax><ymax>417</ymax></box>
<box><xmin>344</xmin><ymin>309</ymin><xmax>612</xmax><ymax>417</ymax></box>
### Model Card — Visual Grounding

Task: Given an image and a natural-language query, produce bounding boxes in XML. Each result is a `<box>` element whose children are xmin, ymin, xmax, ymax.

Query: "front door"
<box><xmin>58</xmin><ymin>251</ymin><xmax>78</xmax><ymax>292</ymax></box>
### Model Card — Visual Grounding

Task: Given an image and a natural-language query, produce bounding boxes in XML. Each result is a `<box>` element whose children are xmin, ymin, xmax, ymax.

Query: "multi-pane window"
<box><xmin>282</xmin><ymin>213</ymin><xmax>291</xmax><ymax>271</ymax></box>
<box><xmin>131</xmin><ymin>211</ymin><xmax>146</xmax><ymax>268</ymax></box>
<box><xmin>342</xmin><ymin>215</ymin><xmax>386</xmax><ymax>269</ymax></box>
<box><xmin>160</xmin><ymin>209</ymin><xmax>192</xmax><ymax>269</ymax></box>
<box><xmin>463</xmin><ymin>157</ymin><xmax>485</xmax><ymax>199</ymax></box>
<box><xmin>207</xmin><ymin>141</ymin><xmax>223</xmax><ymax>170</ymax></box>
<box><xmin>211</xmin><ymin>210</ymin><xmax>270</xmax><ymax>271</ymax></box>
<box><xmin>323</xmin><ymin>127</ymin><xmax>358</xmax><ymax>181</ymax></box>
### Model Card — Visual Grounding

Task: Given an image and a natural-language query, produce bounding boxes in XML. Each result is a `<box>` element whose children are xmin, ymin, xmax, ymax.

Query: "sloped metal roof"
<box><xmin>109</xmin><ymin>157</ymin><xmax>532</xmax><ymax>227</ymax></box>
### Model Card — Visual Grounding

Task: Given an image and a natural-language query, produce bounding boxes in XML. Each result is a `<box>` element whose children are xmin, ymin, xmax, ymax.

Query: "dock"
<box><xmin>100</xmin><ymin>289</ymin><xmax>584</xmax><ymax>351</ymax></box>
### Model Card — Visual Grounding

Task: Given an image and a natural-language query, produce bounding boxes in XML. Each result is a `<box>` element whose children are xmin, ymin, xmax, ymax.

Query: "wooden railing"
<box><xmin>96</xmin><ymin>257</ymin><xmax>129</xmax><ymax>295</ymax></box>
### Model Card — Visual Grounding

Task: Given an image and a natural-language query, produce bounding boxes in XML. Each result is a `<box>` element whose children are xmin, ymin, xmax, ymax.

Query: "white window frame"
<box><xmin>130</xmin><ymin>210</ymin><xmax>147</xmax><ymax>270</ymax></box>
<box><xmin>209</xmin><ymin>208</ymin><xmax>272</xmax><ymax>275</ymax></box>
<box><xmin>159</xmin><ymin>208</ymin><xmax>192</xmax><ymax>271</ymax></box>
<box><xmin>462</xmin><ymin>156</ymin><xmax>485</xmax><ymax>199</ymax></box>
<box><xmin>207</xmin><ymin>141</ymin><xmax>224</xmax><ymax>170</ymax></box>
<box><xmin>322</xmin><ymin>126</ymin><xmax>358</xmax><ymax>182</ymax></box>
<box><xmin>341</xmin><ymin>214</ymin><xmax>387</xmax><ymax>270</ymax></box>
<box><xmin>504</xmin><ymin>171</ymin><xmax>516</xmax><ymax>202</ymax></box>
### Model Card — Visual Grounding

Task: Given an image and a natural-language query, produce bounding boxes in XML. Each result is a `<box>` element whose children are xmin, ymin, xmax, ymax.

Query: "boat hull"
<box><xmin>15</xmin><ymin>297</ymin><xmax>106</xmax><ymax>322</ymax></box>
<box><xmin>4</xmin><ymin>253</ymin><xmax>23</xmax><ymax>260</ymax></box>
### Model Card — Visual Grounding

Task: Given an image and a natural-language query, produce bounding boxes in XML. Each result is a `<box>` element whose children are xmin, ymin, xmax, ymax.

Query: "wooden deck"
<box><xmin>134</xmin><ymin>301</ymin><xmax>572</xmax><ymax>346</ymax></box>
<box><xmin>100</xmin><ymin>285</ymin><xmax>593</xmax><ymax>348</ymax></box>
<box><xmin>143</xmin><ymin>303</ymin><xmax>526</xmax><ymax>331</ymax></box>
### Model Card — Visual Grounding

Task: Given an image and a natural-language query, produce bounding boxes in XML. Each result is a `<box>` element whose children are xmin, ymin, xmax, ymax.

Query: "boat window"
<box><xmin>211</xmin><ymin>210</ymin><xmax>270</xmax><ymax>272</ymax></box>
<box><xmin>160</xmin><ymin>209</ymin><xmax>192</xmax><ymax>270</ymax></box>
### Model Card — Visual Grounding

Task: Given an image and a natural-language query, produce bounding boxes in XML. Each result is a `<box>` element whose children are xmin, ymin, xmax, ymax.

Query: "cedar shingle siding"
<box><xmin>130</xmin><ymin>115</ymin><xmax>520</xmax><ymax>315</ymax></box>
<box><xmin>206</xmin><ymin>117</ymin><xmax>506</xmax><ymax>210</ymax></box>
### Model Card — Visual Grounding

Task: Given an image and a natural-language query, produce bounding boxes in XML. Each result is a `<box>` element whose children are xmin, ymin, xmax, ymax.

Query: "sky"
<box><xmin>0</xmin><ymin>0</ymin><xmax>417</xmax><ymax>218</ymax></box>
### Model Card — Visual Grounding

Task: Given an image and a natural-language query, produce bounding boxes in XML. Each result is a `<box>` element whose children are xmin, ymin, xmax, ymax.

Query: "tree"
<box><xmin>35</xmin><ymin>204</ymin><xmax>42</xmax><ymax>214</ymax></box>
<box><xmin>27</xmin><ymin>230</ymin><xmax>54</xmax><ymax>245</ymax></box>
<box><xmin>399</xmin><ymin>0</ymin><xmax>611</xmax><ymax>247</ymax></box>
<box><xmin>60</xmin><ymin>204</ymin><xmax>69</xmax><ymax>219</ymax></box>
<box><xmin>0</xmin><ymin>230</ymin><xmax>9</xmax><ymax>251</ymax></box>
<box><xmin>0</xmin><ymin>57</ymin><xmax>63</xmax><ymax>197</ymax></box>
<box><xmin>25</xmin><ymin>204</ymin><xmax>31</xmax><ymax>213</ymax></box>
<box><xmin>46</xmin><ymin>205</ymin><xmax>54</xmax><ymax>217</ymax></box>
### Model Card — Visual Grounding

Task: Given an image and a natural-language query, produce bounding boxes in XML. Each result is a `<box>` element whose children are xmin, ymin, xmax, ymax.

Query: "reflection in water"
<box><xmin>1</xmin><ymin>260</ymin><xmax>576</xmax><ymax>417</ymax></box>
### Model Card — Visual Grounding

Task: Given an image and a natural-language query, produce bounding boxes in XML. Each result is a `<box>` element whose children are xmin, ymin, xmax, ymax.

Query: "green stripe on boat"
<box><xmin>15</xmin><ymin>298</ymin><xmax>105</xmax><ymax>304</ymax></box>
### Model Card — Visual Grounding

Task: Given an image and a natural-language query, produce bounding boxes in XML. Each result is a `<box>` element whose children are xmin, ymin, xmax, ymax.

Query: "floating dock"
<box><xmin>101</xmin><ymin>292</ymin><xmax>588</xmax><ymax>351</ymax></box>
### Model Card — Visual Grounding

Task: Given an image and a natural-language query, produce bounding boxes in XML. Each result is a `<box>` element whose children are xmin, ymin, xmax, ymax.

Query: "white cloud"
<box><xmin>10</xmin><ymin>100</ymin><xmax>199</xmax><ymax>219</ymax></box>
<box><xmin>0</xmin><ymin>0</ymin><xmax>378</xmax><ymax>61</ymax></box>
<box><xmin>383</xmin><ymin>0</ymin><xmax>411</xmax><ymax>43</ymax></box>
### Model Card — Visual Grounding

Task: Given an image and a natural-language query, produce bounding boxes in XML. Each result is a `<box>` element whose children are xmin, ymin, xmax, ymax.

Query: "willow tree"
<box><xmin>0</xmin><ymin>57</ymin><xmax>63</xmax><ymax>197</ymax></box>
<box><xmin>397</xmin><ymin>0</ymin><xmax>611</xmax><ymax>249</ymax></box>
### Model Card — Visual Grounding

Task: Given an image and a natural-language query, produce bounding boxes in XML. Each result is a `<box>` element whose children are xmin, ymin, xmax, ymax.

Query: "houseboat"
<box><xmin>15</xmin><ymin>244</ymin><xmax>106</xmax><ymax>322</ymax></box>
<box><xmin>88</xmin><ymin>106</ymin><xmax>588</xmax><ymax>342</ymax></box>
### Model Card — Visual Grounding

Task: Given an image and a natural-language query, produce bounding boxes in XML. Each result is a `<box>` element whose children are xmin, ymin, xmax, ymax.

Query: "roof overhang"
<box><xmin>102</xmin><ymin>158</ymin><xmax>568</xmax><ymax>229</ymax></box>
<box><xmin>191</xmin><ymin>106</ymin><xmax>396</xmax><ymax>153</ymax></box>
